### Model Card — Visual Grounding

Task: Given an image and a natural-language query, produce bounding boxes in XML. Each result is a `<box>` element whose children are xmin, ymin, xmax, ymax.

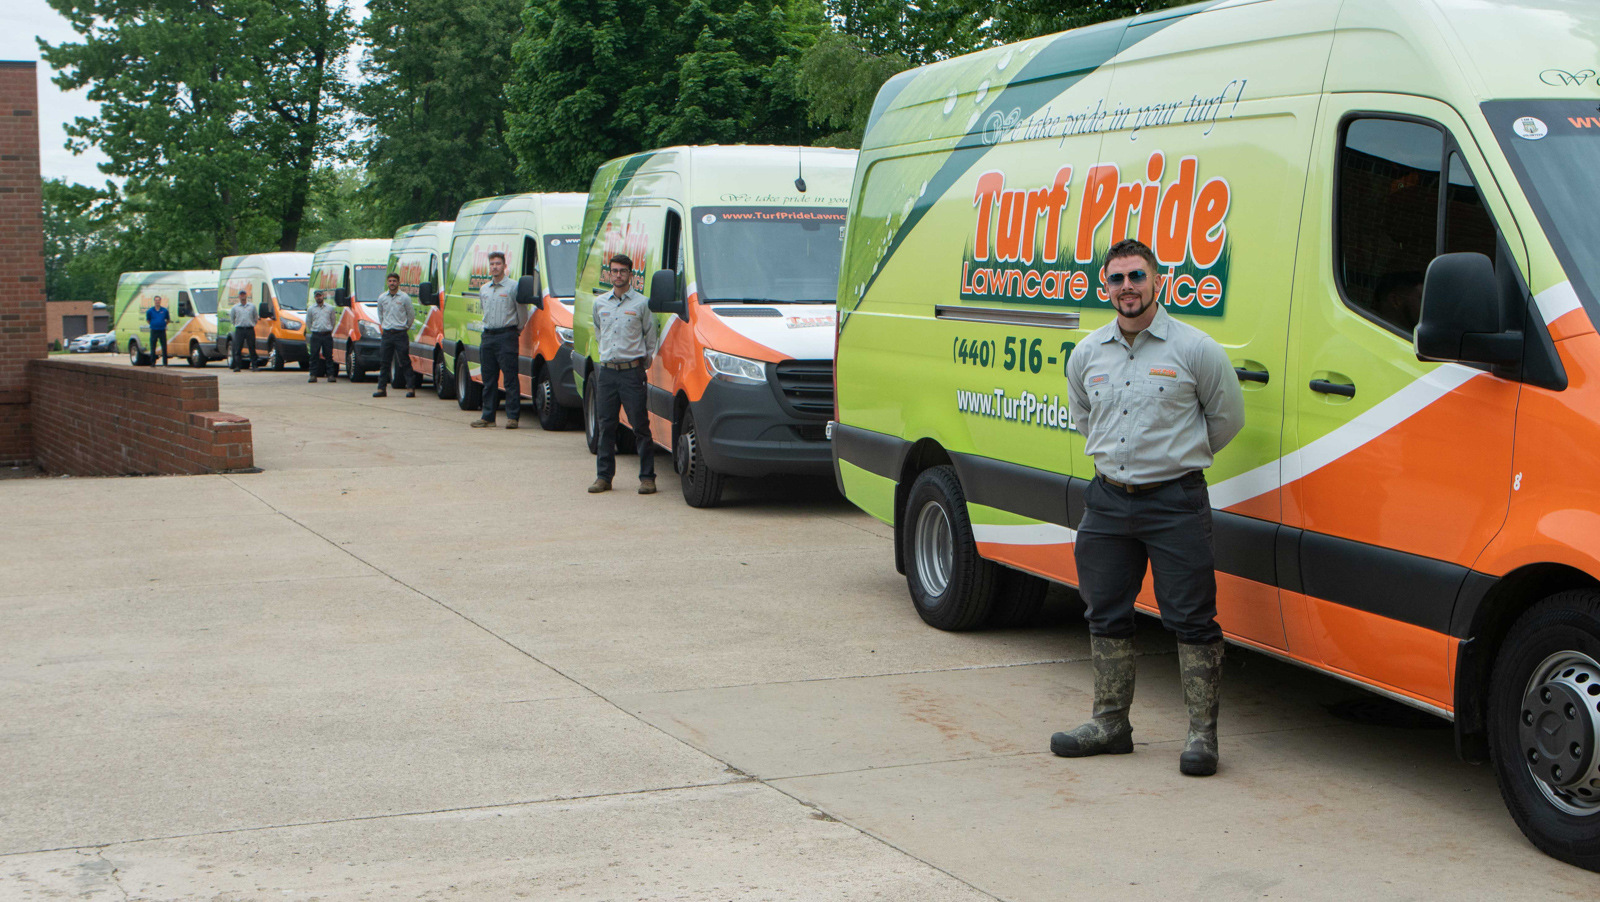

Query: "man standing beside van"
<box><xmin>471</xmin><ymin>251</ymin><xmax>521</xmax><ymax>428</ymax></box>
<box><xmin>588</xmin><ymin>254</ymin><xmax>658</xmax><ymax>495</ymax></box>
<box><xmin>306</xmin><ymin>290</ymin><xmax>337</xmax><ymax>383</ymax></box>
<box><xmin>374</xmin><ymin>272</ymin><xmax>416</xmax><ymax>398</ymax></box>
<box><xmin>145</xmin><ymin>296</ymin><xmax>170</xmax><ymax>365</ymax></box>
<box><xmin>229</xmin><ymin>290</ymin><xmax>259</xmax><ymax>372</ymax></box>
<box><xmin>1053</xmin><ymin>238</ymin><xmax>1244</xmax><ymax>778</ymax></box>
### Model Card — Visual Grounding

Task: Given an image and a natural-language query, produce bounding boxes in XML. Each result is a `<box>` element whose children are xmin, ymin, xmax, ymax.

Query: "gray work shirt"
<box><xmin>305</xmin><ymin>302</ymin><xmax>337</xmax><ymax>333</ymax></box>
<box><xmin>229</xmin><ymin>302</ymin><xmax>257</xmax><ymax>329</ymax></box>
<box><xmin>377</xmin><ymin>290</ymin><xmax>414</xmax><ymax>331</ymax></box>
<box><xmin>1066</xmin><ymin>305</ymin><xmax>1245</xmax><ymax>484</ymax></box>
<box><xmin>478</xmin><ymin>278</ymin><xmax>519</xmax><ymax>330</ymax></box>
<box><xmin>592</xmin><ymin>288</ymin><xmax>658</xmax><ymax>363</ymax></box>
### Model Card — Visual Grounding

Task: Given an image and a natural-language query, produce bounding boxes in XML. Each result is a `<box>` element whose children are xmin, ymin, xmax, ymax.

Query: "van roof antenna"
<box><xmin>795</xmin><ymin>146</ymin><xmax>807</xmax><ymax>194</ymax></box>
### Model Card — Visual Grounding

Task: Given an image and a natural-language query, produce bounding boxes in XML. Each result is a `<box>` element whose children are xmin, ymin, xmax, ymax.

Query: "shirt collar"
<box><xmin>1099</xmin><ymin>304</ymin><xmax>1172</xmax><ymax>345</ymax></box>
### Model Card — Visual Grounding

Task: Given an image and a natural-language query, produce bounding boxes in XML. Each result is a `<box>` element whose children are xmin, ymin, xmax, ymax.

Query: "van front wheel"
<box><xmin>676</xmin><ymin>408</ymin><xmax>724</xmax><ymax>508</ymax></box>
<box><xmin>1489</xmin><ymin>589</ymin><xmax>1600</xmax><ymax>871</ymax></box>
<box><xmin>434</xmin><ymin>353</ymin><xmax>453</xmax><ymax>400</ymax></box>
<box><xmin>188</xmin><ymin>342</ymin><xmax>206</xmax><ymax>368</ymax></box>
<box><xmin>345</xmin><ymin>342</ymin><xmax>367</xmax><ymax>382</ymax></box>
<box><xmin>454</xmin><ymin>352</ymin><xmax>481</xmax><ymax>411</ymax></box>
<box><xmin>902</xmin><ymin>466</ymin><xmax>998</xmax><ymax>631</ymax></box>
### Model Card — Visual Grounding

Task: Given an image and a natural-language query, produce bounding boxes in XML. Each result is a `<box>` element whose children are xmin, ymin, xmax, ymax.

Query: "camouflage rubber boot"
<box><xmin>1050</xmin><ymin>636</ymin><xmax>1136</xmax><ymax>757</ymax></box>
<box><xmin>1177</xmin><ymin>640</ymin><xmax>1225</xmax><ymax>776</ymax></box>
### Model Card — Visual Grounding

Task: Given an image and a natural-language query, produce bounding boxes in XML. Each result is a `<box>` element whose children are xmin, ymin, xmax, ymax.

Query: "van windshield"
<box><xmin>272</xmin><ymin>278</ymin><xmax>310</xmax><ymax>311</ymax></box>
<box><xmin>691</xmin><ymin>206</ymin><xmax>847</xmax><ymax>303</ymax></box>
<box><xmin>190</xmin><ymin>288</ymin><xmax>218</xmax><ymax>314</ymax></box>
<box><xmin>1485</xmin><ymin>100</ymin><xmax>1600</xmax><ymax>320</ymax></box>
<box><xmin>354</xmin><ymin>265</ymin><xmax>388</xmax><ymax>304</ymax></box>
<box><xmin>545</xmin><ymin>234</ymin><xmax>580</xmax><ymax>299</ymax></box>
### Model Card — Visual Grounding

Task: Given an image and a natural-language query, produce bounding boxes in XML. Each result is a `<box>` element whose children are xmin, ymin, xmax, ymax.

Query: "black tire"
<box><xmin>434</xmin><ymin>352</ymin><xmax>453</xmax><ymax>400</ymax></box>
<box><xmin>901</xmin><ymin>466</ymin><xmax>999</xmax><ymax>631</ymax></box>
<box><xmin>1488</xmin><ymin>589</ymin><xmax>1600</xmax><ymax>871</ymax></box>
<box><xmin>675</xmin><ymin>407</ymin><xmax>724</xmax><ymax>508</ymax></box>
<box><xmin>268</xmin><ymin>340</ymin><xmax>286</xmax><ymax>371</ymax></box>
<box><xmin>534</xmin><ymin>366</ymin><xmax>569</xmax><ymax>431</ymax></box>
<box><xmin>345</xmin><ymin>343</ymin><xmax>367</xmax><ymax>382</ymax></box>
<box><xmin>987</xmin><ymin>567</ymin><xmax>1051</xmax><ymax>628</ymax></box>
<box><xmin>454</xmin><ymin>352</ymin><xmax>481</xmax><ymax>411</ymax></box>
<box><xmin>128</xmin><ymin>340</ymin><xmax>148</xmax><ymax>367</ymax></box>
<box><xmin>187</xmin><ymin>342</ymin><xmax>207</xmax><ymax>368</ymax></box>
<box><xmin>583</xmin><ymin>376</ymin><xmax>600</xmax><ymax>454</ymax></box>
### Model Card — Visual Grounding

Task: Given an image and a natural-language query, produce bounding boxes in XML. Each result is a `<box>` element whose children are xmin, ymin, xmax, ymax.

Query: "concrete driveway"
<box><xmin>1</xmin><ymin>360</ymin><xmax>1592</xmax><ymax>899</ymax></box>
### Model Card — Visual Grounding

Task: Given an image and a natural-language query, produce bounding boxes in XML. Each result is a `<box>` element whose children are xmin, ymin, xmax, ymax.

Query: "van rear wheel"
<box><xmin>268</xmin><ymin>340</ymin><xmax>285</xmax><ymax>371</ymax></box>
<box><xmin>902</xmin><ymin>466</ymin><xmax>998</xmax><ymax>631</ymax></box>
<box><xmin>534</xmin><ymin>367</ymin><xmax>568</xmax><ymax>431</ymax></box>
<box><xmin>583</xmin><ymin>377</ymin><xmax>600</xmax><ymax>454</ymax></box>
<box><xmin>454</xmin><ymin>352</ymin><xmax>481</xmax><ymax>411</ymax></box>
<box><xmin>128</xmin><ymin>340</ymin><xmax>147</xmax><ymax>367</ymax></box>
<box><xmin>988</xmin><ymin>567</ymin><xmax>1050</xmax><ymax>628</ymax></box>
<box><xmin>676</xmin><ymin>408</ymin><xmax>724</xmax><ymax>508</ymax></box>
<box><xmin>1489</xmin><ymin>589</ymin><xmax>1600</xmax><ymax>871</ymax></box>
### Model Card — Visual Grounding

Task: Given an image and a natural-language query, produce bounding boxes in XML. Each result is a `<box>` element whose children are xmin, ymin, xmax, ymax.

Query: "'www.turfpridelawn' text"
<box><xmin>955</xmin><ymin>388</ymin><xmax>1076</xmax><ymax>431</ymax></box>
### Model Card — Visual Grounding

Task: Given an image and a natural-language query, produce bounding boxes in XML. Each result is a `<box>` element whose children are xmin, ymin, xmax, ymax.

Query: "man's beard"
<box><xmin>1115</xmin><ymin>293</ymin><xmax>1151</xmax><ymax>320</ymax></box>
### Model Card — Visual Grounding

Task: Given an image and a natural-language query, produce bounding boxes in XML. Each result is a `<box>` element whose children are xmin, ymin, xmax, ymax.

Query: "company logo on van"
<box><xmin>959</xmin><ymin>151</ymin><xmax>1231</xmax><ymax>316</ymax></box>
<box><xmin>395</xmin><ymin>259</ymin><xmax>424</xmax><ymax>294</ymax></box>
<box><xmin>468</xmin><ymin>242</ymin><xmax>514</xmax><ymax>290</ymax></box>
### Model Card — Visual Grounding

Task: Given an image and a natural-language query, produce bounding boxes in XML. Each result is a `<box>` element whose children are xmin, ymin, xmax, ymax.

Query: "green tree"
<box><xmin>505</xmin><ymin>0</ymin><xmax>827</xmax><ymax>192</ymax></box>
<box><xmin>295</xmin><ymin>167</ymin><xmax>387</xmax><ymax>252</ymax></box>
<box><xmin>990</xmin><ymin>0</ymin><xmax>1189</xmax><ymax>44</ymax></box>
<box><xmin>41</xmin><ymin>180</ymin><xmax>116</xmax><ymax>303</ymax></box>
<box><xmin>357</xmin><ymin>0</ymin><xmax>525</xmax><ymax>231</ymax></box>
<box><xmin>40</xmin><ymin>0</ymin><xmax>354</xmax><ymax>258</ymax></box>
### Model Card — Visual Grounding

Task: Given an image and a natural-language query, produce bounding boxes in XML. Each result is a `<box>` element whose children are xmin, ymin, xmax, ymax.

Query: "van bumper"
<box><xmin>691</xmin><ymin>378</ymin><xmax>832</xmax><ymax>479</ymax></box>
<box><xmin>275</xmin><ymin>337</ymin><xmax>308</xmax><ymax>363</ymax></box>
<box><xmin>349</xmin><ymin>338</ymin><xmax>382</xmax><ymax>369</ymax></box>
<box><xmin>549</xmin><ymin>345</ymin><xmax>581</xmax><ymax>408</ymax></box>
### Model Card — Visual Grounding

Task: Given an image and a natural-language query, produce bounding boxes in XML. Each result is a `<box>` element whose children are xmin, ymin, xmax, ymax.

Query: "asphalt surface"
<box><xmin>1</xmin><ymin>357</ymin><xmax>1593</xmax><ymax>899</ymax></box>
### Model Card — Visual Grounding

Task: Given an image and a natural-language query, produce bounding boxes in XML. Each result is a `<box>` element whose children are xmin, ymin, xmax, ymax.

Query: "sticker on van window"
<box><xmin>1514</xmin><ymin>117</ymin><xmax>1549</xmax><ymax>140</ymax></box>
<box><xmin>701</xmin><ymin>214</ymin><xmax>717</xmax><ymax>225</ymax></box>
<box><xmin>550</xmin><ymin>238</ymin><xmax>561</xmax><ymax>247</ymax></box>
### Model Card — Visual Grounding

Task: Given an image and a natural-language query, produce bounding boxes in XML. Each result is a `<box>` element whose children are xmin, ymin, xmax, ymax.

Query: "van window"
<box><xmin>190</xmin><ymin>287</ymin><xmax>218</xmax><ymax>314</ymax></box>
<box><xmin>271</xmin><ymin>278</ymin><xmax>310</xmax><ymax>311</ymax></box>
<box><xmin>353</xmin><ymin>265</ymin><xmax>387</xmax><ymax>303</ymax></box>
<box><xmin>691</xmin><ymin>206</ymin><xmax>847</xmax><ymax>304</ymax></box>
<box><xmin>543</xmin><ymin>235</ymin><xmax>581</xmax><ymax>299</ymax></box>
<box><xmin>1337</xmin><ymin>117</ymin><xmax>1498</xmax><ymax>335</ymax></box>
<box><xmin>663</xmin><ymin>210</ymin><xmax>683</xmax><ymax>274</ymax></box>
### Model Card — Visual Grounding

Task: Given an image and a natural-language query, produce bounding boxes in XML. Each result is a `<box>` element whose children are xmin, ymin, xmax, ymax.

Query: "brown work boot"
<box><xmin>308</xmin><ymin>376</ymin><xmax>318</xmax><ymax>383</ymax></box>
<box><xmin>588</xmin><ymin>478</ymin><xmax>612</xmax><ymax>493</ymax></box>
<box><xmin>638</xmin><ymin>477</ymin><xmax>657</xmax><ymax>495</ymax></box>
<box><xmin>470</xmin><ymin>419</ymin><xmax>495</xmax><ymax>428</ymax></box>
<box><xmin>505</xmin><ymin>419</ymin><xmax>519</xmax><ymax>429</ymax></box>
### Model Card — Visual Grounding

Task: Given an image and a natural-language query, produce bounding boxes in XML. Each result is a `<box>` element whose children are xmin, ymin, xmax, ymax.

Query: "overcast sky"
<box><xmin>1</xmin><ymin>0</ymin><xmax>368</xmax><ymax>187</ymax></box>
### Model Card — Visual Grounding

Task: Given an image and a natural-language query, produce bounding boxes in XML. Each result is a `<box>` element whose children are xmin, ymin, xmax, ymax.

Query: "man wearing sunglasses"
<box><xmin>1054</xmin><ymin>237</ymin><xmax>1244</xmax><ymax>778</ymax></box>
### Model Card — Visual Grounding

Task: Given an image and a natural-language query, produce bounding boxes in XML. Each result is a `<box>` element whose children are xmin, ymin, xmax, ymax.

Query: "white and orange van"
<box><xmin>214</xmin><ymin>253</ymin><xmax>313</xmax><ymax>369</ymax></box>
<box><xmin>309</xmin><ymin>239</ymin><xmax>392</xmax><ymax>381</ymax></box>
<box><xmin>386</xmin><ymin>220</ymin><xmax>453</xmax><ymax>396</ymax></box>
<box><xmin>573</xmin><ymin>145</ymin><xmax>858</xmax><ymax>506</ymax></box>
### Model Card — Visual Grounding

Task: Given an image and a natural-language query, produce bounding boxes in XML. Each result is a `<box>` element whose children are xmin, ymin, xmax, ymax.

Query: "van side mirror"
<box><xmin>258</xmin><ymin>301</ymin><xmax>275</xmax><ymax>320</ymax></box>
<box><xmin>178</xmin><ymin>297</ymin><xmax>194</xmax><ymax>318</ymax></box>
<box><xmin>334</xmin><ymin>288</ymin><xmax>351</xmax><ymax>307</ymax></box>
<box><xmin>419</xmin><ymin>281</ymin><xmax>439</xmax><ymax>307</ymax></box>
<box><xmin>516</xmin><ymin>274</ymin><xmax>541</xmax><ymax>309</ymax></box>
<box><xmin>1415</xmin><ymin>252</ymin><xmax>1522</xmax><ymax>366</ymax></box>
<box><xmin>647</xmin><ymin>269</ymin><xmax>688</xmax><ymax>321</ymax></box>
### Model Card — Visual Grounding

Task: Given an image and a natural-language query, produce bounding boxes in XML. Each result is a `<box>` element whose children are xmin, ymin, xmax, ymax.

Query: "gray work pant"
<box><xmin>378</xmin><ymin>329</ymin><xmax>415</xmax><ymax>391</ymax></box>
<box><xmin>479</xmin><ymin>328</ymin><xmax>520</xmax><ymax>422</ymax></box>
<box><xmin>594</xmin><ymin>364</ymin><xmax>654</xmax><ymax>481</ymax></box>
<box><xmin>1073</xmin><ymin>472</ymin><xmax>1222</xmax><ymax>644</ymax></box>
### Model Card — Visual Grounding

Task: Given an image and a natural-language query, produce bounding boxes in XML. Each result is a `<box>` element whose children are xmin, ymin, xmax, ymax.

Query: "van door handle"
<box><xmin>1234</xmin><ymin>367</ymin><xmax>1269</xmax><ymax>384</ymax></box>
<box><xmin>1309</xmin><ymin>379</ymin><xmax>1355</xmax><ymax>398</ymax></box>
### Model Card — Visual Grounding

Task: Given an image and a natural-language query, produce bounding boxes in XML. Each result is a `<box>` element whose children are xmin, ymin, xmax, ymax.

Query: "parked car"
<box><xmin>68</xmin><ymin>332</ymin><xmax>116</xmax><ymax>353</ymax></box>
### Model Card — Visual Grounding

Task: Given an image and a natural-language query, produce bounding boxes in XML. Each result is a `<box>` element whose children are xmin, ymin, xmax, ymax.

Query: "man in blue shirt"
<box><xmin>145</xmin><ymin>297</ymin><xmax>172</xmax><ymax>366</ymax></box>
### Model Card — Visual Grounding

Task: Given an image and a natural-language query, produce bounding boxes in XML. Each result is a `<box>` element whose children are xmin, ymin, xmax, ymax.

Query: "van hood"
<box><xmin>693</xmin><ymin>291</ymin><xmax>836</xmax><ymax>362</ymax></box>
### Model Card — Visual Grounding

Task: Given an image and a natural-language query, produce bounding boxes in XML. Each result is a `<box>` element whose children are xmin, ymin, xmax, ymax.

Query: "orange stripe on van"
<box><xmin>1546</xmin><ymin>307</ymin><xmax>1594</xmax><ymax>342</ymax></box>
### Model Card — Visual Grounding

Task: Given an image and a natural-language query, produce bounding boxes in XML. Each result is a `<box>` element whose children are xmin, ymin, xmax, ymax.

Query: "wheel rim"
<box><xmin>538</xmin><ymin>376</ymin><xmax>553</xmax><ymax>417</ymax></box>
<box><xmin>347</xmin><ymin>346</ymin><xmax>356</xmax><ymax>378</ymax></box>
<box><xmin>435</xmin><ymin>357</ymin><xmax>445</xmax><ymax>386</ymax></box>
<box><xmin>1520</xmin><ymin>649</ymin><xmax>1600</xmax><ymax>815</ymax></box>
<box><xmin>456</xmin><ymin>358</ymin><xmax>467</xmax><ymax>404</ymax></box>
<box><xmin>913</xmin><ymin>500</ymin><xmax>954</xmax><ymax>601</ymax></box>
<box><xmin>585</xmin><ymin>385</ymin><xmax>597</xmax><ymax>446</ymax></box>
<box><xmin>190</xmin><ymin>345</ymin><xmax>201</xmax><ymax>366</ymax></box>
<box><xmin>129</xmin><ymin>343</ymin><xmax>139</xmax><ymax>365</ymax></box>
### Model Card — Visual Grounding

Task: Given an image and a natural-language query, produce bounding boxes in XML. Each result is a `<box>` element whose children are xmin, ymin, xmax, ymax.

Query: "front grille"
<box><xmin>773</xmin><ymin>359</ymin><xmax>834</xmax><ymax>419</ymax></box>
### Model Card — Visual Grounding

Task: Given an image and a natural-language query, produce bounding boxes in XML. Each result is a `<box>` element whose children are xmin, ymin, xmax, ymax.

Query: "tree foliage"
<box><xmin>42</xmin><ymin>179</ymin><xmax>116</xmax><ymax>303</ymax></box>
<box><xmin>357</xmin><ymin>0</ymin><xmax>525</xmax><ymax>231</ymax></box>
<box><xmin>504</xmin><ymin>0</ymin><xmax>828</xmax><ymax>192</ymax></box>
<box><xmin>40</xmin><ymin>0</ymin><xmax>354</xmax><ymax>257</ymax></box>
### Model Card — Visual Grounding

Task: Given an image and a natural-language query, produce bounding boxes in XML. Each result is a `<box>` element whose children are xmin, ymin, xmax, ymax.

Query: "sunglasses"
<box><xmin>1105</xmin><ymin>270</ymin><xmax>1149</xmax><ymax>287</ymax></box>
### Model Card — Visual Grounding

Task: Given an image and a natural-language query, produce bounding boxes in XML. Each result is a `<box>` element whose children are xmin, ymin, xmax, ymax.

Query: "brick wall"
<box><xmin>0</xmin><ymin>61</ymin><xmax>46</xmax><ymax>465</ymax></box>
<box><xmin>30</xmin><ymin>359</ymin><xmax>254</xmax><ymax>475</ymax></box>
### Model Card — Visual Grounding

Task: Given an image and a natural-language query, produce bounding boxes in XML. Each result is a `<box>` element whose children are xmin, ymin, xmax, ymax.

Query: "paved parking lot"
<box><xmin>2</xmin><ymin>359</ymin><xmax>1594</xmax><ymax>899</ymax></box>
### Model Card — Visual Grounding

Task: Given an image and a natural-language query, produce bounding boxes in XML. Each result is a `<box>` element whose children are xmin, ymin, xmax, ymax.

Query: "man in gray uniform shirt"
<box><xmin>229</xmin><ymin>290</ymin><xmax>259</xmax><ymax>372</ymax></box>
<box><xmin>588</xmin><ymin>254</ymin><xmax>658</xmax><ymax>495</ymax></box>
<box><xmin>471</xmin><ymin>251</ymin><xmax>522</xmax><ymax>427</ymax></box>
<box><xmin>374</xmin><ymin>272</ymin><xmax>417</xmax><ymax>398</ymax></box>
<box><xmin>1053</xmin><ymin>238</ymin><xmax>1244</xmax><ymax>777</ymax></box>
<box><xmin>306</xmin><ymin>290</ymin><xmax>337</xmax><ymax>383</ymax></box>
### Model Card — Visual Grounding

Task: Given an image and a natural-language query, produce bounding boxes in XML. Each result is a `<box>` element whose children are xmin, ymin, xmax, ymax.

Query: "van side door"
<box><xmin>1283</xmin><ymin>97</ymin><xmax>1524</xmax><ymax>709</ymax></box>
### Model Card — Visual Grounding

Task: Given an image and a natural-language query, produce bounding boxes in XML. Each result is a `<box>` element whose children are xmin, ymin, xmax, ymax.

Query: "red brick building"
<box><xmin>0</xmin><ymin>60</ymin><xmax>47</xmax><ymax>466</ymax></box>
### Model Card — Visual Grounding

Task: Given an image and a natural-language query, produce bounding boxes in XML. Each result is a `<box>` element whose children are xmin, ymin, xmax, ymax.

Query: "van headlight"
<box><xmin>284</xmin><ymin>319</ymin><xmax>304</xmax><ymax>332</ymax></box>
<box><xmin>555</xmin><ymin>326</ymin><xmax>574</xmax><ymax>345</ymax></box>
<box><xmin>704</xmin><ymin>349</ymin><xmax>767</xmax><ymax>385</ymax></box>
<box><xmin>359</xmin><ymin>321</ymin><xmax>381</xmax><ymax>340</ymax></box>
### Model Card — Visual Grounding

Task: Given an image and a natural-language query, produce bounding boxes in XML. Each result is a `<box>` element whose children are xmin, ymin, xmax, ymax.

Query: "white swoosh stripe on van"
<box><xmin>1534</xmin><ymin>281</ymin><xmax>1583</xmax><ymax>326</ymax></box>
<box><xmin>971</xmin><ymin>522</ymin><xmax>1076</xmax><ymax>546</ymax></box>
<box><xmin>1207</xmin><ymin>363</ymin><xmax>1482</xmax><ymax>510</ymax></box>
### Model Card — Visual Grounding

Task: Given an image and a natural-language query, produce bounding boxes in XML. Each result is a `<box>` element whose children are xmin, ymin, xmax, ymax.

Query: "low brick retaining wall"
<box><xmin>29</xmin><ymin>359</ymin><xmax>254</xmax><ymax>475</ymax></box>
